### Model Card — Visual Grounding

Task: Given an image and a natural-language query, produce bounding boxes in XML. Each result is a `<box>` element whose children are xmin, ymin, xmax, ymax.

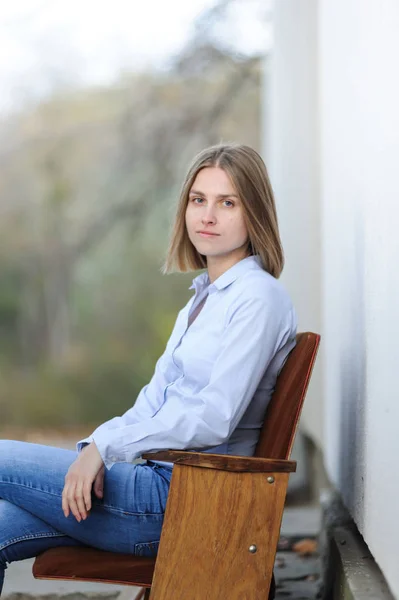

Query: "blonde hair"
<box><xmin>163</xmin><ymin>143</ymin><xmax>284</xmax><ymax>278</ymax></box>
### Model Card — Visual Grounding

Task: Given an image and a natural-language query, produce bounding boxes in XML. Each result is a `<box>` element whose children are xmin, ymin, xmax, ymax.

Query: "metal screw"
<box><xmin>249</xmin><ymin>545</ymin><xmax>257</xmax><ymax>553</ymax></box>
<box><xmin>267</xmin><ymin>476</ymin><xmax>275</xmax><ymax>484</ymax></box>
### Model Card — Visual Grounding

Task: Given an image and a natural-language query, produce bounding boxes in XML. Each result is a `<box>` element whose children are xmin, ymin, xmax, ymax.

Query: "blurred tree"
<box><xmin>0</xmin><ymin>0</ymin><xmax>268</xmax><ymax>428</ymax></box>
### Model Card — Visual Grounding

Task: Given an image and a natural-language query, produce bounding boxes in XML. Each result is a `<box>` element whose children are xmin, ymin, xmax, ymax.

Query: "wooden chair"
<box><xmin>33</xmin><ymin>332</ymin><xmax>320</xmax><ymax>599</ymax></box>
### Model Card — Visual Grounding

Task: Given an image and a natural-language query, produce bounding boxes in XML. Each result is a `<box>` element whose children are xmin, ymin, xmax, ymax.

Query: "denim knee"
<box><xmin>0</xmin><ymin>499</ymin><xmax>75</xmax><ymax>571</ymax></box>
<box><xmin>0</xmin><ymin>499</ymin><xmax>45</xmax><ymax>565</ymax></box>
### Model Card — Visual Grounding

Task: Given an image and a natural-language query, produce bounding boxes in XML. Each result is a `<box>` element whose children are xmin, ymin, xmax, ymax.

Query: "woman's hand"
<box><xmin>62</xmin><ymin>442</ymin><xmax>104</xmax><ymax>522</ymax></box>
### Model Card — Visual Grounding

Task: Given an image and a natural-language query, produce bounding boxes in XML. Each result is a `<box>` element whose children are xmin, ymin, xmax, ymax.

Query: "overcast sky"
<box><xmin>0</xmin><ymin>0</ymin><xmax>270</xmax><ymax>114</ymax></box>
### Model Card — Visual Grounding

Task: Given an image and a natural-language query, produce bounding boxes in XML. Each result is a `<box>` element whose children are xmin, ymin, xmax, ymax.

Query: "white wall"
<box><xmin>266</xmin><ymin>0</ymin><xmax>399</xmax><ymax>596</ymax></box>
<box><xmin>320</xmin><ymin>1</ymin><xmax>399</xmax><ymax>594</ymax></box>
<box><xmin>264</xmin><ymin>0</ymin><xmax>323</xmax><ymax>448</ymax></box>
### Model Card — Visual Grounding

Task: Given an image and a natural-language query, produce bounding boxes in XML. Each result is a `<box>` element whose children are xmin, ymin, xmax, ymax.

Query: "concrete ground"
<box><xmin>276</xmin><ymin>505</ymin><xmax>322</xmax><ymax>599</ymax></box>
<box><xmin>2</xmin><ymin>505</ymin><xmax>322</xmax><ymax>600</ymax></box>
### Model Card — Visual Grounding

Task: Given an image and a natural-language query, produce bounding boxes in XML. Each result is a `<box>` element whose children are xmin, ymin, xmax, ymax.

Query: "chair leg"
<box><xmin>144</xmin><ymin>589</ymin><xmax>151</xmax><ymax>600</ymax></box>
<box><xmin>268</xmin><ymin>573</ymin><xmax>276</xmax><ymax>600</ymax></box>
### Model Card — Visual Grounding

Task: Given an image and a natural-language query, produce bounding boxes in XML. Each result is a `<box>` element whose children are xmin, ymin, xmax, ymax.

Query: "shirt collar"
<box><xmin>189</xmin><ymin>255</ymin><xmax>263</xmax><ymax>294</ymax></box>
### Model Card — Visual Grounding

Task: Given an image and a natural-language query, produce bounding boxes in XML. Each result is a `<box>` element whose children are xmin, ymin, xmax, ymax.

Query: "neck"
<box><xmin>207</xmin><ymin>249</ymin><xmax>251</xmax><ymax>283</ymax></box>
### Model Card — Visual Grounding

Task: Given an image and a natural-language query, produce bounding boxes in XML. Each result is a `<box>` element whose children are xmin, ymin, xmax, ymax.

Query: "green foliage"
<box><xmin>1</xmin><ymin>353</ymin><xmax>147</xmax><ymax>429</ymax></box>
<box><xmin>0</xmin><ymin>263</ymin><xmax>23</xmax><ymax>360</ymax></box>
<box><xmin>0</xmin><ymin>272</ymin><xmax>19</xmax><ymax>329</ymax></box>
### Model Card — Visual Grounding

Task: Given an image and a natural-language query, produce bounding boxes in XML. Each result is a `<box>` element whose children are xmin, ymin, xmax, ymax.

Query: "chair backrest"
<box><xmin>254</xmin><ymin>332</ymin><xmax>320</xmax><ymax>461</ymax></box>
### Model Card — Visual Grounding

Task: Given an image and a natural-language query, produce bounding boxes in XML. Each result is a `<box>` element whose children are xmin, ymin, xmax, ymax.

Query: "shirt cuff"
<box><xmin>92</xmin><ymin>430</ymin><xmax>133</xmax><ymax>470</ymax></box>
<box><xmin>76</xmin><ymin>436</ymin><xmax>94</xmax><ymax>454</ymax></box>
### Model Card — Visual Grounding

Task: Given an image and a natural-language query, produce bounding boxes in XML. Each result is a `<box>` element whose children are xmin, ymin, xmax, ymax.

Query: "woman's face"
<box><xmin>185</xmin><ymin>166</ymin><xmax>249</xmax><ymax>265</ymax></box>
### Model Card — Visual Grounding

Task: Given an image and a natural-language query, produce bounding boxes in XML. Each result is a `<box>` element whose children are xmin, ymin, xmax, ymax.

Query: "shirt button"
<box><xmin>110</xmin><ymin>456</ymin><xmax>117</xmax><ymax>462</ymax></box>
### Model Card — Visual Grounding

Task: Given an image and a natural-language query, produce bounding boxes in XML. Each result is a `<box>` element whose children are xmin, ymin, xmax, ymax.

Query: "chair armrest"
<box><xmin>141</xmin><ymin>450</ymin><xmax>296</xmax><ymax>473</ymax></box>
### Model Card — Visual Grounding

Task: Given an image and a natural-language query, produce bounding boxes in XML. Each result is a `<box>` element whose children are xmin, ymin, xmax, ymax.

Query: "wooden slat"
<box><xmin>142</xmin><ymin>451</ymin><xmax>296</xmax><ymax>473</ymax></box>
<box><xmin>33</xmin><ymin>546</ymin><xmax>155</xmax><ymax>586</ymax></box>
<box><xmin>150</xmin><ymin>464</ymin><xmax>289</xmax><ymax>600</ymax></box>
<box><xmin>255</xmin><ymin>332</ymin><xmax>321</xmax><ymax>459</ymax></box>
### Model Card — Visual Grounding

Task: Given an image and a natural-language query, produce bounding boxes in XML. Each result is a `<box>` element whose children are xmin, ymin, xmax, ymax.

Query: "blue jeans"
<box><xmin>0</xmin><ymin>440</ymin><xmax>173</xmax><ymax>596</ymax></box>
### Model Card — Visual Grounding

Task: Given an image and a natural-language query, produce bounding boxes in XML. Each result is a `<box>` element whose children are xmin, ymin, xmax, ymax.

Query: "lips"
<box><xmin>197</xmin><ymin>231</ymin><xmax>220</xmax><ymax>237</ymax></box>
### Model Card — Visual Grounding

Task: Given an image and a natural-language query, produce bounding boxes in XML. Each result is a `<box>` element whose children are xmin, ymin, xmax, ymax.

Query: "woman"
<box><xmin>0</xmin><ymin>143</ymin><xmax>297</xmax><ymax>595</ymax></box>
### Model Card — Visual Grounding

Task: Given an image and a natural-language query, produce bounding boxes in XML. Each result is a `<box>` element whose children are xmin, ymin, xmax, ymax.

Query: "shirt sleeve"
<box><xmin>91</xmin><ymin>293</ymin><xmax>296</xmax><ymax>469</ymax></box>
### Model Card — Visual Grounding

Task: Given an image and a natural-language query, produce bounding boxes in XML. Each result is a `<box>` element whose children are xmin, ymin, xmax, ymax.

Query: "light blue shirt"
<box><xmin>77</xmin><ymin>256</ymin><xmax>297</xmax><ymax>469</ymax></box>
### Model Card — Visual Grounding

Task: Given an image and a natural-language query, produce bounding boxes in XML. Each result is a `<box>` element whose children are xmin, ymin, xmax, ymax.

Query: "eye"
<box><xmin>223</xmin><ymin>200</ymin><xmax>234</xmax><ymax>207</ymax></box>
<box><xmin>192</xmin><ymin>197</ymin><xmax>204</xmax><ymax>204</ymax></box>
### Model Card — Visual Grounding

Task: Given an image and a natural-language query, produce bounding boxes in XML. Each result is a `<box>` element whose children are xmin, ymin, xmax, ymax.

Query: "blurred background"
<box><xmin>0</xmin><ymin>0</ymin><xmax>270</xmax><ymax>439</ymax></box>
<box><xmin>3</xmin><ymin>1</ymin><xmax>399</xmax><ymax>596</ymax></box>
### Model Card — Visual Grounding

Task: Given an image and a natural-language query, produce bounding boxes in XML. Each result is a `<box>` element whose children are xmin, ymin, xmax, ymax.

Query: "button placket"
<box><xmin>163</xmin><ymin>279</ymin><xmax>212</xmax><ymax>403</ymax></box>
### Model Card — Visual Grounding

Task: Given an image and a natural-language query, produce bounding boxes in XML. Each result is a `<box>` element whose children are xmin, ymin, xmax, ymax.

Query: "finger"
<box><xmin>68</xmin><ymin>494</ymin><xmax>82</xmax><ymax>522</ymax></box>
<box><xmin>62</xmin><ymin>484</ymin><xmax>70</xmax><ymax>518</ymax></box>
<box><xmin>83</xmin><ymin>482</ymin><xmax>92</xmax><ymax>513</ymax></box>
<box><xmin>67</xmin><ymin>482</ymin><xmax>82</xmax><ymax>522</ymax></box>
<box><xmin>75</xmin><ymin>483</ymin><xmax>88</xmax><ymax>520</ymax></box>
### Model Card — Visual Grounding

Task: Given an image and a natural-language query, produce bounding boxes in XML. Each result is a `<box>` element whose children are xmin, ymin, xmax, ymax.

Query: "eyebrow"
<box><xmin>189</xmin><ymin>189</ymin><xmax>239</xmax><ymax>199</ymax></box>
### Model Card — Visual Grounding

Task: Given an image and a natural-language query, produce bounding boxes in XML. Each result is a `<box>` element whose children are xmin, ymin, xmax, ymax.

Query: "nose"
<box><xmin>201</xmin><ymin>205</ymin><xmax>217</xmax><ymax>225</ymax></box>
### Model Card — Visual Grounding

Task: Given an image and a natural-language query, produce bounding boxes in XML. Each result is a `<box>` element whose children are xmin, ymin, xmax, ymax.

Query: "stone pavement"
<box><xmin>3</xmin><ymin>505</ymin><xmax>322</xmax><ymax>599</ymax></box>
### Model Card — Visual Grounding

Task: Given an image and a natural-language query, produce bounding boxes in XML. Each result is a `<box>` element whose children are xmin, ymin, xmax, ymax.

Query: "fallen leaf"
<box><xmin>292</xmin><ymin>538</ymin><xmax>318</xmax><ymax>556</ymax></box>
